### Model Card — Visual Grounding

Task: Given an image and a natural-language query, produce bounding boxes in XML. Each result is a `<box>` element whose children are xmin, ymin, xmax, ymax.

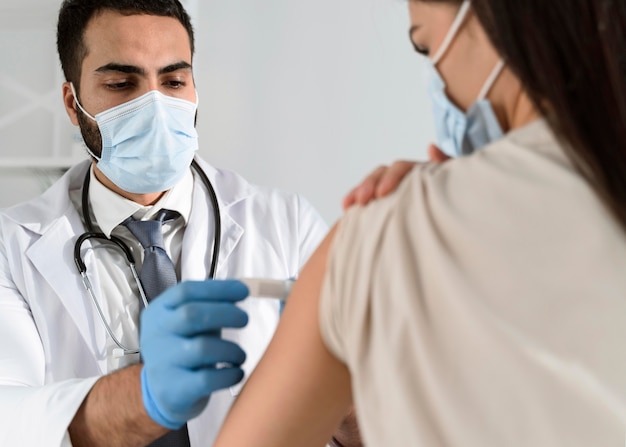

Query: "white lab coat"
<box><xmin>0</xmin><ymin>157</ymin><xmax>328</xmax><ymax>446</ymax></box>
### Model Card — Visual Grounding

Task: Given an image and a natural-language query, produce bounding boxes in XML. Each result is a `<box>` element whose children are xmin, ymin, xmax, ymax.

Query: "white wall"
<box><xmin>0</xmin><ymin>0</ymin><xmax>434</xmax><ymax>224</ymax></box>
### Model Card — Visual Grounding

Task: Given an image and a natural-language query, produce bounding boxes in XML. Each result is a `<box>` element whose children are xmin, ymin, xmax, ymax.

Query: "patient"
<box><xmin>215</xmin><ymin>0</ymin><xmax>626</xmax><ymax>445</ymax></box>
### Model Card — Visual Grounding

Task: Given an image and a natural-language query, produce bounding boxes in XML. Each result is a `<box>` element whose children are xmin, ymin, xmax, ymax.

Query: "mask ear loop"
<box><xmin>476</xmin><ymin>59</ymin><xmax>505</xmax><ymax>101</ymax></box>
<box><xmin>70</xmin><ymin>83</ymin><xmax>97</xmax><ymax>121</ymax></box>
<box><xmin>431</xmin><ymin>0</ymin><xmax>472</xmax><ymax>65</ymax></box>
<box><xmin>70</xmin><ymin>82</ymin><xmax>102</xmax><ymax>161</ymax></box>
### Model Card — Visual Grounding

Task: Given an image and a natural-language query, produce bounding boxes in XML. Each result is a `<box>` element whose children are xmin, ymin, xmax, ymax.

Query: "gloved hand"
<box><xmin>140</xmin><ymin>279</ymin><xmax>249</xmax><ymax>429</ymax></box>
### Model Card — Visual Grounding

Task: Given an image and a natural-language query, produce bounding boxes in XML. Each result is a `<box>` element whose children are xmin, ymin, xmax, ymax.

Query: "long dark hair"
<box><xmin>468</xmin><ymin>0</ymin><xmax>626</xmax><ymax>227</ymax></box>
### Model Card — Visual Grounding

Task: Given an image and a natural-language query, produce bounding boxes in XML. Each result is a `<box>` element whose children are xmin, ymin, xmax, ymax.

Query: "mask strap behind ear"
<box><xmin>70</xmin><ymin>82</ymin><xmax>102</xmax><ymax>161</ymax></box>
<box><xmin>477</xmin><ymin>59</ymin><xmax>505</xmax><ymax>101</ymax></box>
<box><xmin>70</xmin><ymin>83</ymin><xmax>97</xmax><ymax>121</ymax></box>
<box><xmin>431</xmin><ymin>0</ymin><xmax>472</xmax><ymax>65</ymax></box>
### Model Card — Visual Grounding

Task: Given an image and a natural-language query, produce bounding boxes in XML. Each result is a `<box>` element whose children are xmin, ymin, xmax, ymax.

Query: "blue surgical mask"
<box><xmin>427</xmin><ymin>0</ymin><xmax>505</xmax><ymax>157</ymax></box>
<box><xmin>71</xmin><ymin>84</ymin><xmax>198</xmax><ymax>193</ymax></box>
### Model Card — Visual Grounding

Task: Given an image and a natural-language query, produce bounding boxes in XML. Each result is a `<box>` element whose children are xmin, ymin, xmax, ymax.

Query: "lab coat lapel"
<box><xmin>215</xmin><ymin>210</ymin><xmax>244</xmax><ymax>278</ymax></box>
<box><xmin>13</xmin><ymin>161</ymin><xmax>109</xmax><ymax>373</ymax></box>
<box><xmin>181</xmin><ymin>178</ymin><xmax>215</xmax><ymax>280</ymax></box>
<box><xmin>181</xmin><ymin>159</ymin><xmax>249</xmax><ymax>281</ymax></box>
<box><xmin>26</xmin><ymin>208</ymin><xmax>108</xmax><ymax>373</ymax></box>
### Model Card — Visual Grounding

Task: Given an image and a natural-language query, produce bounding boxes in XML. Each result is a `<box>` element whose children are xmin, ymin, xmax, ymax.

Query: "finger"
<box><xmin>427</xmin><ymin>144</ymin><xmax>451</xmax><ymax>163</ymax></box>
<box><xmin>356</xmin><ymin>166</ymin><xmax>387</xmax><ymax>204</ymax></box>
<box><xmin>342</xmin><ymin>187</ymin><xmax>358</xmax><ymax>211</ymax></box>
<box><xmin>167</xmin><ymin>302</ymin><xmax>249</xmax><ymax>335</ymax></box>
<box><xmin>191</xmin><ymin>367</ymin><xmax>245</xmax><ymax>396</ymax></box>
<box><xmin>342</xmin><ymin>165</ymin><xmax>388</xmax><ymax>210</ymax></box>
<box><xmin>178</xmin><ymin>337</ymin><xmax>247</xmax><ymax>368</ymax></box>
<box><xmin>375</xmin><ymin>161</ymin><xmax>417</xmax><ymax>198</ymax></box>
<box><xmin>144</xmin><ymin>336</ymin><xmax>246</xmax><ymax>369</ymax></box>
<box><xmin>199</xmin><ymin>366</ymin><xmax>245</xmax><ymax>393</ymax></box>
<box><xmin>157</xmin><ymin>280</ymin><xmax>250</xmax><ymax>308</ymax></box>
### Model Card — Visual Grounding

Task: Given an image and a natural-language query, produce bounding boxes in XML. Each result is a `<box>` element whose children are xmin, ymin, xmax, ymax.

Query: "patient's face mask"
<box><xmin>427</xmin><ymin>0</ymin><xmax>504</xmax><ymax>157</ymax></box>
<box><xmin>72</xmin><ymin>84</ymin><xmax>198</xmax><ymax>194</ymax></box>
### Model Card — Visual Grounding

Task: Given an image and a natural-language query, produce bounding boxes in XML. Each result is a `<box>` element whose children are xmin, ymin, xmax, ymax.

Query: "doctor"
<box><xmin>0</xmin><ymin>0</ymin><xmax>331</xmax><ymax>446</ymax></box>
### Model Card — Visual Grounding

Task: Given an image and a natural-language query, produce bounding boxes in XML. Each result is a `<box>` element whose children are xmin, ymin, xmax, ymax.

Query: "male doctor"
<box><xmin>0</xmin><ymin>0</ymin><xmax>334</xmax><ymax>446</ymax></box>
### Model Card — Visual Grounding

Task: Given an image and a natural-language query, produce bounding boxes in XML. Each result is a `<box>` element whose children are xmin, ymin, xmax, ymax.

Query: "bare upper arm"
<box><xmin>214</xmin><ymin>224</ymin><xmax>352</xmax><ymax>447</ymax></box>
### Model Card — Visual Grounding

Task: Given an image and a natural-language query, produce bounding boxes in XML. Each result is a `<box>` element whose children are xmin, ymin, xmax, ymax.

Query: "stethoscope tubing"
<box><xmin>74</xmin><ymin>160</ymin><xmax>221</xmax><ymax>356</ymax></box>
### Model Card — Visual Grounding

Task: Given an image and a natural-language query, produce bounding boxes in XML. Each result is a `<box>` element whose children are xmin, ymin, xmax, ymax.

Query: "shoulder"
<box><xmin>195</xmin><ymin>157</ymin><xmax>295</xmax><ymax>204</ymax></box>
<box><xmin>445</xmin><ymin>118</ymin><xmax>578</xmax><ymax>189</ymax></box>
<box><xmin>1</xmin><ymin>161</ymin><xmax>88</xmax><ymax>234</ymax></box>
<box><xmin>319</xmin><ymin>120</ymin><xmax>566</xmax><ymax>360</ymax></box>
<box><xmin>333</xmin><ymin>118</ymin><xmax>587</xmax><ymax>251</ymax></box>
<box><xmin>195</xmin><ymin>157</ymin><xmax>326</xmax><ymax>227</ymax></box>
<box><xmin>322</xmin><ymin>118</ymin><xmax>598</xmax><ymax>337</ymax></box>
<box><xmin>193</xmin><ymin>158</ymin><xmax>327</xmax><ymax>264</ymax></box>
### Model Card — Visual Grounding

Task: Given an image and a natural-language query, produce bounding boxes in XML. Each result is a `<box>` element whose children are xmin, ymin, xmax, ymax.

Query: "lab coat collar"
<box><xmin>1</xmin><ymin>156</ymin><xmax>256</xmax><ymax>235</ymax></box>
<box><xmin>1</xmin><ymin>160</ymin><xmax>90</xmax><ymax>234</ymax></box>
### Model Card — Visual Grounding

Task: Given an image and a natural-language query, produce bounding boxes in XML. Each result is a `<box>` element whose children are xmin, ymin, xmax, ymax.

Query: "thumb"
<box><xmin>427</xmin><ymin>144</ymin><xmax>451</xmax><ymax>163</ymax></box>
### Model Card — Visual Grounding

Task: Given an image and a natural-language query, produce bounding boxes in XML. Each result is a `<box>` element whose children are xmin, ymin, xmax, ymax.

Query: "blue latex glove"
<box><xmin>140</xmin><ymin>279</ymin><xmax>249</xmax><ymax>429</ymax></box>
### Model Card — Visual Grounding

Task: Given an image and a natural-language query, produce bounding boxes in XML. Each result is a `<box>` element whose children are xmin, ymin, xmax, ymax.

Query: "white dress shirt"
<box><xmin>71</xmin><ymin>166</ymin><xmax>195</xmax><ymax>370</ymax></box>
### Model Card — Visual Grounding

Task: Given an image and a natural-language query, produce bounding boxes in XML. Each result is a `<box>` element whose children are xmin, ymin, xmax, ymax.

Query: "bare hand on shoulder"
<box><xmin>341</xmin><ymin>144</ymin><xmax>450</xmax><ymax>210</ymax></box>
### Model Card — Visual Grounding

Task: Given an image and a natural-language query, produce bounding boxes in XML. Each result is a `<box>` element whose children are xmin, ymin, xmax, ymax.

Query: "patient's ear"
<box><xmin>62</xmin><ymin>82</ymin><xmax>80</xmax><ymax>126</ymax></box>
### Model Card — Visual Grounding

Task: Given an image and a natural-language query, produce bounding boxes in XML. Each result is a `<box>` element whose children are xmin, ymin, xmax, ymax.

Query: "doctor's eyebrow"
<box><xmin>94</xmin><ymin>61</ymin><xmax>192</xmax><ymax>75</ymax></box>
<box><xmin>95</xmin><ymin>63</ymin><xmax>144</xmax><ymax>75</ymax></box>
<box><xmin>159</xmin><ymin>61</ymin><xmax>192</xmax><ymax>75</ymax></box>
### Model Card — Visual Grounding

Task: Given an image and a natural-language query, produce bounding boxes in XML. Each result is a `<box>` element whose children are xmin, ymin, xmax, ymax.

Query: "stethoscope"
<box><xmin>73</xmin><ymin>159</ymin><xmax>221</xmax><ymax>357</ymax></box>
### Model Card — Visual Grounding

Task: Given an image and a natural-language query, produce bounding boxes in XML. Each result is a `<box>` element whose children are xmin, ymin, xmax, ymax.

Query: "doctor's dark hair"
<box><xmin>56</xmin><ymin>0</ymin><xmax>194</xmax><ymax>91</ymax></box>
<box><xmin>428</xmin><ymin>0</ymin><xmax>626</xmax><ymax>228</ymax></box>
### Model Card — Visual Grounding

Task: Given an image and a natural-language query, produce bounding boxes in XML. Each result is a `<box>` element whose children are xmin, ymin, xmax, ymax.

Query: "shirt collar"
<box><xmin>89</xmin><ymin>165</ymin><xmax>194</xmax><ymax>237</ymax></box>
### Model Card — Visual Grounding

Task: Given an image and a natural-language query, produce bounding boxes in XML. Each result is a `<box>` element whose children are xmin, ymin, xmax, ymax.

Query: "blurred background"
<box><xmin>0</xmin><ymin>0</ymin><xmax>434</xmax><ymax>224</ymax></box>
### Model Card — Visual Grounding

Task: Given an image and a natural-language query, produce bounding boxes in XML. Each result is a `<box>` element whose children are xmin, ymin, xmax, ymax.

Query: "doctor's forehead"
<box><xmin>81</xmin><ymin>10</ymin><xmax>192</xmax><ymax>72</ymax></box>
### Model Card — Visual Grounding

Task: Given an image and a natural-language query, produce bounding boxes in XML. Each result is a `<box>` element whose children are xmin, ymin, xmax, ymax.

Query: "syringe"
<box><xmin>239</xmin><ymin>277</ymin><xmax>295</xmax><ymax>301</ymax></box>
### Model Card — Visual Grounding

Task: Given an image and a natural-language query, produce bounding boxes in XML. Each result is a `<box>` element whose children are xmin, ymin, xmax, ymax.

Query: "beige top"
<box><xmin>320</xmin><ymin>119</ymin><xmax>626</xmax><ymax>446</ymax></box>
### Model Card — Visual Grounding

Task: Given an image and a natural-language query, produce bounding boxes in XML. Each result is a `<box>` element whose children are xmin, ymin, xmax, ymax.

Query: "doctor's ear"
<box><xmin>62</xmin><ymin>82</ymin><xmax>80</xmax><ymax>126</ymax></box>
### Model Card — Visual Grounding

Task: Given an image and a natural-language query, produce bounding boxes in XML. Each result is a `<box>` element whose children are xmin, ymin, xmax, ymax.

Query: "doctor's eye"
<box><xmin>106</xmin><ymin>81</ymin><xmax>132</xmax><ymax>90</ymax></box>
<box><xmin>163</xmin><ymin>80</ymin><xmax>187</xmax><ymax>89</ymax></box>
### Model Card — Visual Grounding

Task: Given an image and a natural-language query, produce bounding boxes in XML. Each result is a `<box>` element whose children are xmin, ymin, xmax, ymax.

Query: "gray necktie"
<box><xmin>124</xmin><ymin>209</ymin><xmax>191</xmax><ymax>447</ymax></box>
<box><xmin>124</xmin><ymin>209</ymin><xmax>180</xmax><ymax>301</ymax></box>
